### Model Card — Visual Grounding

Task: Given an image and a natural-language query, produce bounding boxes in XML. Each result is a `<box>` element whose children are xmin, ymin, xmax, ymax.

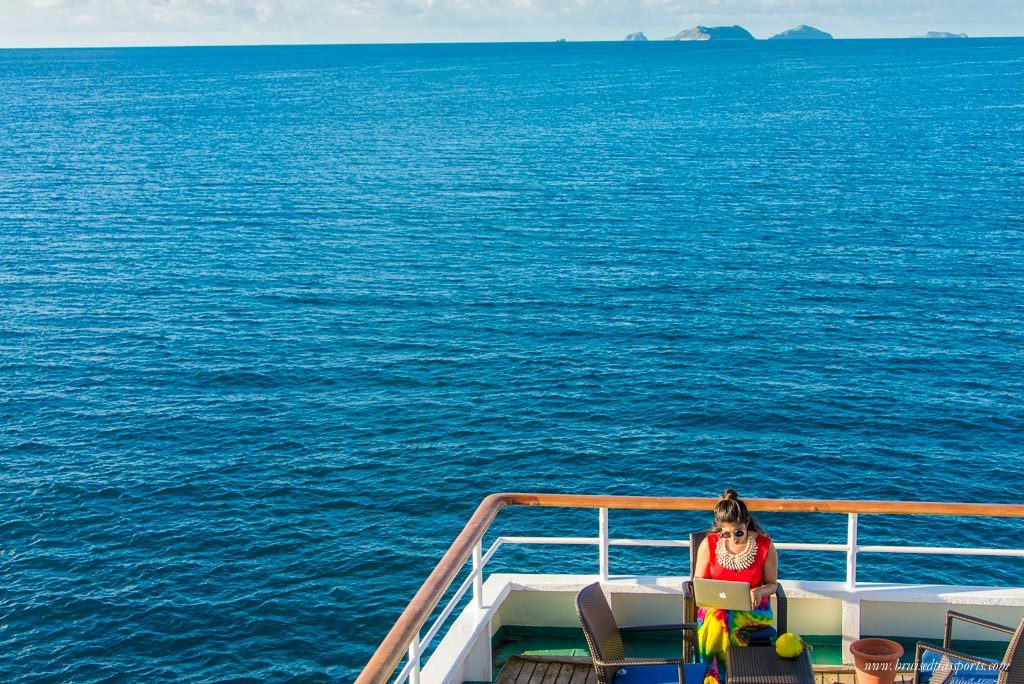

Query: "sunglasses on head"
<box><xmin>720</xmin><ymin>528</ymin><xmax>746</xmax><ymax>539</ymax></box>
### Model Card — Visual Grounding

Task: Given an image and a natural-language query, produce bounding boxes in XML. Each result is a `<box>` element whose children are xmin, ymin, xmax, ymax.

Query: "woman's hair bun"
<box><xmin>713</xmin><ymin>488</ymin><xmax>763</xmax><ymax>534</ymax></box>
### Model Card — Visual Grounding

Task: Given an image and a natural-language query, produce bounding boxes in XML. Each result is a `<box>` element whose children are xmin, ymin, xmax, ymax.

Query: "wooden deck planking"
<box><xmin>516</xmin><ymin>661</ymin><xmax>537</xmax><ymax>684</ymax></box>
<box><xmin>540</xmin><ymin>663</ymin><xmax>563</xmax><ymax>684</ymax></box>
<box><xmin>495</xmin><ymin>657</ymin><xmax>523</xmax><ymax>684</ymax></box>
<box><xmin>554</xmin><ymin>663</ymin><xmax>575</xmax><ymax>684</ymax></box>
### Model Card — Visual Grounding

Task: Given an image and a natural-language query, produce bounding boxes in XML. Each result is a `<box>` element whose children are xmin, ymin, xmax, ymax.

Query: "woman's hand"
<box><xmin>750</xmin><ymin>583</ymin><xmax>777</xmax><ymax>606</ymax></box>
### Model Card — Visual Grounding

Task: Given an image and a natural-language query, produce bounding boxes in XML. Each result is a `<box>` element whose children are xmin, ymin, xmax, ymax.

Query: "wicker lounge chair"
<box><xmin>576</xmin><ymin>582</ymin><xmax>705</xmax><ymax>684</ymax></box>
<box><xmin>913</xmin><ymin>611</ymin><xmax>1024</xmax><ymax>684</ymax></box>
<box><xmin>681</xmin><ymin>531</ymin><xmax>788</xmax><ymax>663</ymax></box>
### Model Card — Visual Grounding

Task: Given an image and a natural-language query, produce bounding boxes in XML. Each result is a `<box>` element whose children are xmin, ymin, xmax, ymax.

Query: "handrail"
<box><xmin>356</xmin><ymin>493</ymin><xmax>1024</xmax><ymax>684</ymax></box>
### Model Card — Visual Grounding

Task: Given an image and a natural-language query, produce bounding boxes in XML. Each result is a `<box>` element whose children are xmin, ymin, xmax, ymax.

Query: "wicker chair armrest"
<box><xmin>945</xmin><ymin>611</ymin><xmax>1016</xmax><ymax>646</ymax></box>
<box><xmin>682</xmin><ymin>580</ymin><xmax>695</xmax><ymax>617</ymax></box>
<box><xmin>914</xmin><ymin>641</ymin><xmax>1003</xmax><ymax>684</ymax></box>
<box><xmin>681</xmin><ymin>580</ymin><xmax>699</xmax><ymax>664</ymax></box>
<box><xmin>595</xmin><ymin>657</ymin><xmax>687</xmax><ymax>668</ymax></box>
<box><xmin>620</xmin><ymin>623</ymin><xmax>698</xmax><ymax>633</ymax></box>
<box><xmin>682</xmin><ymin>579</ymin><xmax>698</xmax><ymax>662</ymax></box>
<box><xmin>775</xmin><ymin>582</ymin><xmax>788</xmax><ymax>634</ymax></box>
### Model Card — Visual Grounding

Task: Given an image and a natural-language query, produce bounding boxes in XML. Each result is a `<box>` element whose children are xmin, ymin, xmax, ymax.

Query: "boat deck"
<box><xmin>495</xmin><ymin>656</ymin><xmax>918</xmax><ymax>684</ymax></box>
<box><xmin>495</xmin><ymin>657</ymin><xmax>595</xmax><ymax>684</ymax></box>
<box><xmin>488</xmin><ymin>624</ymin><xmax>1009</xmax><ymax>684</ymax></box>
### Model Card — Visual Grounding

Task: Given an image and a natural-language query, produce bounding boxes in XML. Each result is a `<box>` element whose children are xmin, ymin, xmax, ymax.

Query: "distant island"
<box><xmin>912</xmin><ymin>31</ymin><xmax>968</xmax><ymax>38</ymax></box>
<box><xmin>619</xmin><ymin>24</ymin><xmax>974</xmax><ymax>42</ymax></box>
<box><xmin>769</xmin><ymin>25</ymin><xmax>833</xmax><ymax>40</ymax></box>
<box><xmin>668</xmin><ymin>25</ymin><xmax>755</xmax><ymax>41</ymax></box>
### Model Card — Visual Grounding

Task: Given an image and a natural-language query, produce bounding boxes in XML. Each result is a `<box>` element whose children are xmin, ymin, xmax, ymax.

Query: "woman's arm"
<box><xmin>752</xmin><ymin>540</ymin><xmax>779</xmax><ymax>604</ymax></box>
<box><xmin>694</xmin><ymin>538</ymin><xmax>711</xmax><ymax>579</ymax></box>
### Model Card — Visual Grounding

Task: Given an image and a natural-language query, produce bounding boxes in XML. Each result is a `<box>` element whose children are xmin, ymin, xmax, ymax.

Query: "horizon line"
<box><xmin>2</xmin><ymin>34</ymin><xmax>1023</xmax><ymax>51</ymax></box>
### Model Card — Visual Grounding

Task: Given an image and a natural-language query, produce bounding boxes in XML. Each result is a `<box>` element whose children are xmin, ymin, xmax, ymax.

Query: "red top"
<box><xmin>705</xmin><ymin>532</ymin><xmax>771</xmax><ymax>587</ymax></box>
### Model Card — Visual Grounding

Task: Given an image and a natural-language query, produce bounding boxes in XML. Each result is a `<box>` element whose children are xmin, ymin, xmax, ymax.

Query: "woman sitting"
<box><xmin>695</xmin><ymin>488</ymin><xmax>779</xmax><ymax>682</ymax></box>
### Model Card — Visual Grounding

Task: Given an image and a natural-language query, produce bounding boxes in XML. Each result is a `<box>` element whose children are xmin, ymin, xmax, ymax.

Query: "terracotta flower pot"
<box><xmin>850</xmin><ymin>638</ymin><xmax>905</xmax><ymax>684</ymax></box>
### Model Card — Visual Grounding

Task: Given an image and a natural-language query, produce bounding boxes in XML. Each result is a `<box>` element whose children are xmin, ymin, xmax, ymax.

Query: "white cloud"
<box><xmin>0</xmin><ymin>0</ymin><xmax>1021</xmax><ymax>46</ymax></box>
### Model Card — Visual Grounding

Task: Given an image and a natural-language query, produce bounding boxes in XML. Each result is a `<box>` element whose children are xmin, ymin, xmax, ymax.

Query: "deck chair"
<box><xmin>576</xmin><ymin>582</ymin><xmax>706</xmax><ymax>684</ymax></box>
<box><xmin>681</xmin><ymin>531</ymin><xmax>788</xmax><ymax>663</ymax></box>
<box><xmin>913</xmin><ymin>611</ymin><xmax>1024</xmax><ymax>684</ymax></box>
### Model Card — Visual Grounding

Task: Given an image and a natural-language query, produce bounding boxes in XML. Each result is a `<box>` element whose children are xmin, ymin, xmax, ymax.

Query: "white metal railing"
<box><xmin>392</xmin><ymin>508</ymin><xmax>1024</xmax><ymax>684</ymax></box>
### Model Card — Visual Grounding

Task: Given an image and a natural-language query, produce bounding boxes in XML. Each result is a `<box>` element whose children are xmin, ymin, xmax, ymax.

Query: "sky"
<box><xmin>2</xmin><ymin>0</ymin><xmax>1023</xmax><ymax>48</ymax></box>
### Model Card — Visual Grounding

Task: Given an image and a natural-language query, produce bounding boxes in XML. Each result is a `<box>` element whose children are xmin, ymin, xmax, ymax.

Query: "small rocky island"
<box><xmin>913</xmin><ymin>31</ymin><xmax>968</xmax><ymax>38</ymax></box>
<box><xmin>769</xmin><ymin>25</ymin><xmax>833</xmax><ymax>40</ymax></box>
<box><xmin>625</xmin><ymin>32</ymin><xmax>648</xmax><ymax>41</ymax></box>
<box><xmin>668</xmin><ymin>25</ymin><xmax>755</xmax><ymax>41</ymax></box>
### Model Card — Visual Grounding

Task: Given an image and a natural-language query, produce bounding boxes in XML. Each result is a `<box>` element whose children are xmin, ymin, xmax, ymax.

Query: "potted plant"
<box><xmin>850</xmin><ymin>638</ymin><xmax>905</xmax><ymax>684</ymax></box>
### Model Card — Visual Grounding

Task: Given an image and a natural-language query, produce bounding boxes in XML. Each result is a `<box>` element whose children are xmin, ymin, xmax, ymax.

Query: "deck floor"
<box><xmin>495</xmin><ymin>656</ymin><xmax>917</xmax><ymax>684</ymax></box>
<box><xmin>495</xmin><ymin>657</ymin><xmax>596</xmax><ymax>684</ymax></box>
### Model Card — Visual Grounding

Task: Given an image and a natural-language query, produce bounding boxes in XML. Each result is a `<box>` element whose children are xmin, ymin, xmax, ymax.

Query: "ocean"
<box><xmin>1</xmin><ymin>39</ymin><xmax>1022</xmax><ymax>682</ymax></box>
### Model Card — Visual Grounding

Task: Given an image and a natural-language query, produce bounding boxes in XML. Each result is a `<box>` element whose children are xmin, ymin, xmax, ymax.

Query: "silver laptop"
<box><xmin>693</xmin><ymin>578</ymin><xmax>753</xmax><ymax>611</ymax></box>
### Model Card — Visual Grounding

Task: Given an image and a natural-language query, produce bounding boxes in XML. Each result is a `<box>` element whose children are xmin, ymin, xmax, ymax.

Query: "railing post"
<box><xmin>599</xmin><ymin>507</ymin><xmax>609</xmax><ymax>581</ymax></box>
<box><xmin>472</xmin><ymin>541</ymin><xmax>484</xmax><ymax>610</ymax></box>
<box><xmin>408</xmin><ymin>631</ymin><xmax>421</xmax><ymax>684</ymax></box>
<box><xmin>846</xmin><ymin>513</ymin><xmax>858</xmax><ymax>589</ymax></box>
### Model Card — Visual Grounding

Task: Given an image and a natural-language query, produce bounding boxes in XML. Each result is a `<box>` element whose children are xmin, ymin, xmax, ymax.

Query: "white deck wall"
<box><xmin>422</xmin><ymin>574</ymin><xmax>1024</xmax><ymax>684</ymax></box>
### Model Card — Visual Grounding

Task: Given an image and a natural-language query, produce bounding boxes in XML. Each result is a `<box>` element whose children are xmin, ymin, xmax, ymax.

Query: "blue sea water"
<box><xmin>1</xmin><ymin>39</ymin><xmax>1023</xmax><ymax>682</ymax></box>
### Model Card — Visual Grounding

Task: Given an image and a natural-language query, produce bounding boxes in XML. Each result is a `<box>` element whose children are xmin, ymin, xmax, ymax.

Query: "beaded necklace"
<box><xmin>715</xmin><ymin>533</ymin><xmax>758</xmax><ymax>571</ymax></box>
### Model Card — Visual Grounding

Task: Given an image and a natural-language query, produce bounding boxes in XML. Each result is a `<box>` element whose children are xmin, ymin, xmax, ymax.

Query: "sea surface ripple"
<box><xmin>1</xmin><ymin>40</ymin><xmax>1023</xmax><ymax>682</ymax></box>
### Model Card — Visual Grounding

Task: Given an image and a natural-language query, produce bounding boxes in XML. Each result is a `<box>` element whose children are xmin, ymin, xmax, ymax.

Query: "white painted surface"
<box><xmin>461</xmin><ymin>620</ymin><xmax>493</xmax><ymax>684</ymax></box>
<box><xmin>420</xmin><ymin>577</ymin><xmax>509</xmax><ymax>684</ymax></box>
<box><xmin>847</xmin><ymin>514</ymin><xmax>858</xmax><ymax>589</ymax></box>
<box><xmin>472</xmin><ymin>543</ymin><xmax>483</xmax><ymax>611</ymax></box>
<box><xmin>409</xmin><ymin>632</ymin><xmax>421</xmax><ymax>684</ymax></box>
<box><xmin>498</xmin><ymin>589</ymin><xmax>580</xmax><ymax>628</ymax></box>
<box><xmin>419</xmin><ymin>574</ymin><xmax>1024</xmax><ymax>682</ymax></box>
<box><xmin>842</xmin><ymin>597</ymin><xmax>861</xmax><ymax>664</ymax></box>
<box><xmin>787</xmin><ymin>596</ymin><xmax>844</xmax><ymax>635</ymax></box>
<box><xmin>862</xmin><ymin>601</ymin><xmax>1021</xmax><ymax>640</ymax></box>
<box><xmin>599</xmin><ymin>509</ymin><xmax>609</xmax><ymax>582</ymax></box>
<box><xmin>611</xmin><ymin>590</ymin><xmax>688</xmax><ymax>627</ymax></box>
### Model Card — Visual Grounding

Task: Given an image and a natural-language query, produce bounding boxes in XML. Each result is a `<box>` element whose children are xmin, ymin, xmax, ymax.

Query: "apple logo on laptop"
<box><xmin>719</xmin><ymin>592</ymin><xmax>727</xmax><ymax>599</ymax></box>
